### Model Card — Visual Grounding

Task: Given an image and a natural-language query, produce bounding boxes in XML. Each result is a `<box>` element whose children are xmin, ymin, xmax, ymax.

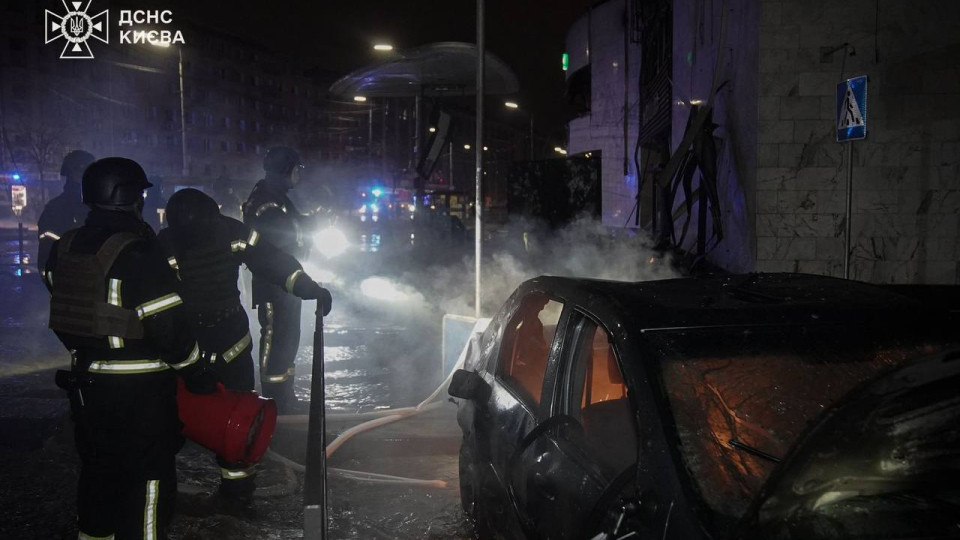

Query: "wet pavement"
<box><xmin>0</xmin><ymin>226</ymin><xmax>474</xmax><ymax>538</ymax></box>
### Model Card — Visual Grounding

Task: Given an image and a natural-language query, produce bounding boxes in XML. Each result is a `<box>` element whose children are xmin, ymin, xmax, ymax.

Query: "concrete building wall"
<box><xmin>755</xmin><ymin>0</ymin><xmax>960</xmax><ymax>283</ymax></box>
<box><xmin>671</xmin><ymin>0</ymin><xmax>760</xmax><ymax>272</ymax></box>
<box><xmin>565</xmin><ymin>0</ymin><xmax>642</xmax><ymax>227</ymax></box>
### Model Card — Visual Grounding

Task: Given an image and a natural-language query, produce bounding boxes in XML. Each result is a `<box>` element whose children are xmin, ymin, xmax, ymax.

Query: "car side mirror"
<box><xmin>448</xmin><ymin>369</ymin><xmax>491</xmax><ymax>402</ymax></box>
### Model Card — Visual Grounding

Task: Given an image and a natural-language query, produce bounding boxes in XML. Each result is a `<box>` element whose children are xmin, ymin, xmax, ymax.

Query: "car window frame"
<box><xmin>492</xmin><ymin>290</ymin><xmax>571</xmax><ymax>421</ymax></box>
<box><xmin>551</xmin><ymin>310</ymin><xmax>638</xmax><ymax>475</ymax></box>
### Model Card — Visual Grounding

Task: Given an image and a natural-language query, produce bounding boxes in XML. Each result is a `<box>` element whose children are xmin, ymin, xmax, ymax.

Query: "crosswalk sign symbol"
<box><xmin>836</xmin><ymin>75</ymin><xmax>867</xmax><ymax>141</ymax></box>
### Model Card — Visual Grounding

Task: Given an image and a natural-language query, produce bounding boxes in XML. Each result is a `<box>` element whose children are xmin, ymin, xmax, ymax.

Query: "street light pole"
<box><xmin>177</xmin><ymin>46</ymin><xmax>188</xmax><ymax>178</ymax></box>
<box><xmin>475</xmin><ymin>0</ymin><xmax>485</xmax><ymax>320</ymax></box>
<box><xmin>529</xmin><ymin>115</ymin><xmax>534</xmax><ymax>160</ymax></box>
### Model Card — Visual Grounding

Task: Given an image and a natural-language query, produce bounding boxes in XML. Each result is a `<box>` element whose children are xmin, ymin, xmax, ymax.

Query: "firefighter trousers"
<box><xmin>191</xmin><ymin>307</ymin><xmax>257</xmax><ymax>494</ymax></box>
<box><xmin>71</xmin><ymin>372</ymin><xmax>181</xmax><ymax>540</ymax></box>
<box><xmin>256</xmin><ymin>294</ymin><xmax>302</xmax><ymax>406</ymax></box>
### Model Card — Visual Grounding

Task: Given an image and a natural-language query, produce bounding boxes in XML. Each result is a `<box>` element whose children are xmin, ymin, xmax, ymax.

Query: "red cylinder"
<box><xmin>177</xmin><ymin>379</ymin><xmax>278</xmax><ymax>466</ymax></box>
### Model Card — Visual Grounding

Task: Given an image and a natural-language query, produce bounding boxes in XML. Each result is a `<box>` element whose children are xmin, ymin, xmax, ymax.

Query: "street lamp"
<box><xmin>373</xmin><ymin>43</ymin><xmax>394</xmax><ymax>51</ymax></box>
<box><xmin>505</xmin><ymin>101</ymin><xmax>534</xmax><ymax>160</ymax></box>
<box><xmin>151</xmin><ymin>41</ymin><xmax>188</xmax><ymax>178</ymax></box>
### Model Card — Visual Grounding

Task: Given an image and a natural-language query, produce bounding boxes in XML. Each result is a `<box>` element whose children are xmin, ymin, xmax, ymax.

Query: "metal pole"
<box><xmin>843</xmin><ymin>142</ymin><xmax>853</xmax><ymax>279</ymax></box>
<box><xmin>529</xmin><ymin>116</ymin><xmax>534</xmax><ymax>160</ymax></box>
<box><xmin>368</xmin><ymin>105</ymin><xmax>374</xmax><ymax>158</ymax></box>
<box><xmin>18</xmin><ymin>219</ymin><xmax>24</xmax><ymax>270</ymax></box>
<box><xmin>178</xmin><ymin>46</ymin><xmax>188</xmax><ymax>178</ymax></box>
<box><xmin>449</xmin><ymin>141</ymin><xmax>454</xmax><ymax>187</ymax></box>
<box><xmin>414</xmin><ymin>94</ymin><xmax>422</xmax><ymax>167</ymax></box>
<box><xmin>304</xmin><ymin>305</ymin><xmax>328</xmax><ymax>540</ymax></box>
<box><xmin>475</xmin><ymin>0</ymin><xmax>485</xmax><ymax>319</ymax></box>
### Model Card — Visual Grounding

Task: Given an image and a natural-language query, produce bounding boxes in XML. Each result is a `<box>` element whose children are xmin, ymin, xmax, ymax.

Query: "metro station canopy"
<box><xmin>329</xmin><ymin>42</ymin><xmax>519</xmax><ymax>98</ymax></box>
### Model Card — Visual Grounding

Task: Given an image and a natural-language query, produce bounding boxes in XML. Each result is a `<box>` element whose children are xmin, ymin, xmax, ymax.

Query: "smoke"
<box><xmin>320</xmin><ymin>215</ymin><xmax>679</xmax><ymax>324</ymax></box>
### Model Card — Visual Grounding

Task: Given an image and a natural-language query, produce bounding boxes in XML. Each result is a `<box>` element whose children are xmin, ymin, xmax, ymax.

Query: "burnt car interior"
<box><xmin>565</xmin><ymin>316</ymin><xmax>636</xmax><ymax>474</ymax></box>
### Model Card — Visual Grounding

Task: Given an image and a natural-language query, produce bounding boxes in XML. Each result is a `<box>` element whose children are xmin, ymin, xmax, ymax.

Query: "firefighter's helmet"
<box><xmin>60</xmin><ymin>150</ymin><xmax>96</xmax><ymax>179</ymax></box>
<box><xmin>81</xmin><ymin>157</ymin><xmax>153</xmax><ymax>207</ymax></box>
<box><xmin>263</xmin><ymin>146</ymin><xmax>301</xmax><ymax>176</ymax></box>
<box><xmin>166</xmin><ymin>188</ymin><xmax>220</xmax><ymax>229</ymax></box>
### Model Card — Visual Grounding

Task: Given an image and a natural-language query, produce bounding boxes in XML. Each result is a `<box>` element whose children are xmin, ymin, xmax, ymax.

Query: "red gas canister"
<box><xmin>176</xmin><ymin>379</ymin><xmax>278</xmax><ymax>466</ymax></box>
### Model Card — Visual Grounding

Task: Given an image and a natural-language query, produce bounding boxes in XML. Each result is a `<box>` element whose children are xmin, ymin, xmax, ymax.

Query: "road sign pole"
<box><xmin>836</xmin><ymin>75</ymin><xmax>866</xmax><ymax>280</ymax></box>
<box><xmin>18</xmin><ymin>220</ymin><xmax>24</xmax><ymax>270</ymax></box>
<box><xmin>844</xmin><ymin>142</ymin><xmax>853</xmax><ymax>280</ymax></box>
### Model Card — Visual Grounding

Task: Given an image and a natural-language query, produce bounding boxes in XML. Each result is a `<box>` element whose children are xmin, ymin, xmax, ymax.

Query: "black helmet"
<box><xmin>263</xmin><ymin>146</ymin><xmax>301</xmax><ymax>177</ymax></box>
<box><xmin>81</xmin><ymin>157</ymin><xmax>153</xmax><ymax>207</ymax></box>
<box><xmin>166</xmin><ymin>188</ymin><xmax>220</xmax><ymax>229</ymax></box>
<box><xmin>60</xmin><ymin>150</ymin><xmax>96</xmax><ymax>179</ymax></box>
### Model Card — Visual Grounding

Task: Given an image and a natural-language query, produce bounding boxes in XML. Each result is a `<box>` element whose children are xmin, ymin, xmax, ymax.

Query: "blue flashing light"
<box><xmin>371</xmin><ymin>188</ymin><xmax>383</xmax><ymax>197</ymax></box>
<box><xmin>12</xmin><ymin>174</ymin><xmax>20</xmax><ymax>181</ymax></box>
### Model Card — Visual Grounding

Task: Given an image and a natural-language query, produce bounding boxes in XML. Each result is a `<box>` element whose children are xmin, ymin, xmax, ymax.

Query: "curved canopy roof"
<box><xmin>329</xmin><ymin>41</ymin><xmax>519</xmax><ymax>98</ymax></box>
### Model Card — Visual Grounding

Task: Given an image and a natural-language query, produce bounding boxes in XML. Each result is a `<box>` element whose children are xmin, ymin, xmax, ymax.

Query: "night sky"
<box><xmin>165</xmin><ymin>0</ymin><xmax>591</xmax><ymax>136</ymax></box>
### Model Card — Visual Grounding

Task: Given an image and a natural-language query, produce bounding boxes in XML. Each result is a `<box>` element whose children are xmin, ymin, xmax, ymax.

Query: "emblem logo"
<box><xmin>44</xmin><ymin>0</ymin><xmax>109</xmax><ymax>59</ymax></box>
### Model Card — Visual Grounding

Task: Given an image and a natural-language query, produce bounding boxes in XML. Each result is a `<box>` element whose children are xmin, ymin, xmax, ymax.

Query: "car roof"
<box><xmin>521</xmin><ymin>273</ymin><xmax>947</xmax><ymax>332</ymax></box>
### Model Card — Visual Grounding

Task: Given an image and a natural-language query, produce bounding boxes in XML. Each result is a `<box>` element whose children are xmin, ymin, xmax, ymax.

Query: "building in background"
<box><xmin>565</xmin><ymin>0</ymin><xmax>960</xmax><ymax>284</ymax></box>
<box><xmin>0</xmin><ymin>2</ymin><xmax>415</xmax><ymax>216</ymax></box>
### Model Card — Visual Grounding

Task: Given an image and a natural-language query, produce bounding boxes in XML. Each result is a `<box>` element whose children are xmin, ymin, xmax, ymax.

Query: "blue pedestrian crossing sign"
<box><xmin>837</xmin><ymin>75</ymin><xmax>867</xmax><ymax>142</ymax></box>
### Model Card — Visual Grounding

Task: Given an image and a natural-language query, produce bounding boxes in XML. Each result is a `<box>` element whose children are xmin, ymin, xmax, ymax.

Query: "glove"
<box><xmin>293</xmin><ymin>278</ymin><xmax>333</xmax><ymax>316</ymax></box>
<box><xmin>182</xmin><ymin>366</ymin><xmax>220</xmax><ymax>395</ymax></box>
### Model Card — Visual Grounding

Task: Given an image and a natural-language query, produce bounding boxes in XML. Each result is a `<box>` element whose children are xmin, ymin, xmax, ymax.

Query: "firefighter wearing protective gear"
<box><xmin>44</xmin><ymin>157</ymin><xmax>217</xmax><ymax>540</ymax></box>
<box><xmin>157</xmin><ymin>188</ymin><xmax>331</xmax><ymax>499</ymax></box>
<box><xmin>242</xmin><ymin>146</ymin><xmax>317</xmax><ymax>413</ymax></box>
<box><xmin>37</xmin><ymin>150</ymin><xmax>96</xmax><ymax>272</ymax></box>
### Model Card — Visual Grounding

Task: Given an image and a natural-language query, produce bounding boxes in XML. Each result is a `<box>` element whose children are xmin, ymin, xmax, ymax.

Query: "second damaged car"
<box><xmin>449</xmin><ymin>273</ymin><xmax>960</xmax><ymax>539</ymax></box>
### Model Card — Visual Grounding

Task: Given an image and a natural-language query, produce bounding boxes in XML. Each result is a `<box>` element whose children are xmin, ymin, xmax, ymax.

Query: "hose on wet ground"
<box><xmin>264</xmin><ymin>448</ymin><xmax>448</xmax><ymax>489</ymax></box>
<box><xmin>272</xmin><ymin>323</ymin><xmax>484</xmax><ymax>487</ymax></box>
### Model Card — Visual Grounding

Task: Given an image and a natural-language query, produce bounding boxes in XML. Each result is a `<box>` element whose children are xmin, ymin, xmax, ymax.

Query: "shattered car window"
<box><xmin>496</xmin><ymin>292</ymin><xmax>563</xmax><ymax>406</ymax></box>
<box><xmin>654</xmin><ymin>326</ymin><xmax>951</xmax><ymax>529</ymax></box>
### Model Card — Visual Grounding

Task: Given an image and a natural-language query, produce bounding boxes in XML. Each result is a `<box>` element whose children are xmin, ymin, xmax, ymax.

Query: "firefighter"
<box><xmin>242</xmin><ymin>146</ymin><xmax>317</xmax><ymax>412</ymax></box>
<box><xmin>158</xmin><ymin>188</ymin><xmax>331</xmax><ymax>502</ymax></box>
<box><xmin>44</xmin><ymin>157</ymin><xmax>218</xmax><ymax>540</ymax></box>
<box><xmin>37</xmin><ymin>149</ymin><xmax>95</xmax><ymax>271</ymax></box>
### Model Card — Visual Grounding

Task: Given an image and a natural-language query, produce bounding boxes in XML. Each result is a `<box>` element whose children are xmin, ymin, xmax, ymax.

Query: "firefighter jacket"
<box><xmin>156</xmin><ymin>215</ymin><xmax>307</xmax><ymax>317</ymax></box>
<box><xmin>36</xmin><ymin>182</ymin><xmax>88</xmax><ymax>272</ymax></box>
<box><xmin>44</xmin><ymin>209</ymin><xmax>205</xmax><ymax>378</ymax></box>
<box><xmin>242</xmin><ymin>179</ymin><xmax>311</xmax><ymax>305</ymax></box>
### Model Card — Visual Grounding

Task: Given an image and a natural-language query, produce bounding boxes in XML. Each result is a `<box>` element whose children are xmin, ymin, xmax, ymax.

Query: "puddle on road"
<box><xmin>281</xmin><ymin>327</ymin><xmax>474</xmax><ymax>538</ymax></box>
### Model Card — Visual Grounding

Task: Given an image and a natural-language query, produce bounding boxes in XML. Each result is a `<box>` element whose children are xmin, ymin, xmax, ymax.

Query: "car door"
<box><xmin>509</xmin><ymin>311</ymin><xmax>640</xmax><ymax>540</ymax></box>
<box><xmin>479</xmin><ymin>291</ymin><xmax>568</xmax><ymax>532</ymax></box>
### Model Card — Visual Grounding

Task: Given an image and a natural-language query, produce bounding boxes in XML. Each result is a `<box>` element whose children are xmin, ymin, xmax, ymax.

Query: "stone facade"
<box><xmin>565</xmin><ymin>0</ymin><xmax>643</xmax><ymax>227</ymax></box>
<box><xmin>755</xmin><ymin>0</ymin><xmax>960</xmax><ymax>283</ymax></box>
<box><xmin>671</xmin><ymin>0</ymin><xmax>760</xmax><ymax>272</ymax></box>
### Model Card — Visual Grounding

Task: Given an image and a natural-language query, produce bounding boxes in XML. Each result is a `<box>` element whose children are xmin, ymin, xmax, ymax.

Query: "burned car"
<box><xmin>449</xmin><ymin>273</ymin><xmax>960</xmax><ymax>539</ymax></box>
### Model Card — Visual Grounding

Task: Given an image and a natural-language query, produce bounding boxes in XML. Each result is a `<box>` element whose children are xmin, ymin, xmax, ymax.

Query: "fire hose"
<box><xmin>292</xmin><ymin>320</ymin><xmax>481</xmax><ymax>488</ymax></box>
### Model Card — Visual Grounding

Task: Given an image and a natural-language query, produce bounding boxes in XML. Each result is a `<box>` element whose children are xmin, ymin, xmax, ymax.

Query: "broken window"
<box><xmin>496</xmin><ymin>292</ymin><xmax>562</xmax><ymax>408</ymax></box>
<box><xmin>654</xmin><ymin>326</ymin><xmax>954</xmax><ymax>532</ymax></box>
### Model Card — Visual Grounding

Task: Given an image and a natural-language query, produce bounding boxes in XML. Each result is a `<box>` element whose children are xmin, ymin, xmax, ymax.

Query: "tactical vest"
<box><xmin>172</xmin><ymin>225</ymin><xmax>241</xmax><ymax>315</ymax></box>
<box><xmin>49</xmin><ymin>231</ymin><xmax>145</xmax><ymax>339</ymax></box>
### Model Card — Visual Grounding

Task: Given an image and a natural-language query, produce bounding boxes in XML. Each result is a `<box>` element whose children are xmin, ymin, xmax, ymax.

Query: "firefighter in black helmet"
<box><xmin>242</xmin><ymin>146</ymin><xmax>316</xmax><ymax>413</ymax></box>
<box><xmin>158</xmin><ymin>188</ymin><xmax>331</xmax><ymax>504</ymax></box>
<box><xmin>36</xmin><ymin>149</ymin><xmax>96</xmax><ymax>271</ymax></box>
<box><xmin>43</xmin><ymin>157</ymin><xmax>218</xmax><ymax>540</ymax></box>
